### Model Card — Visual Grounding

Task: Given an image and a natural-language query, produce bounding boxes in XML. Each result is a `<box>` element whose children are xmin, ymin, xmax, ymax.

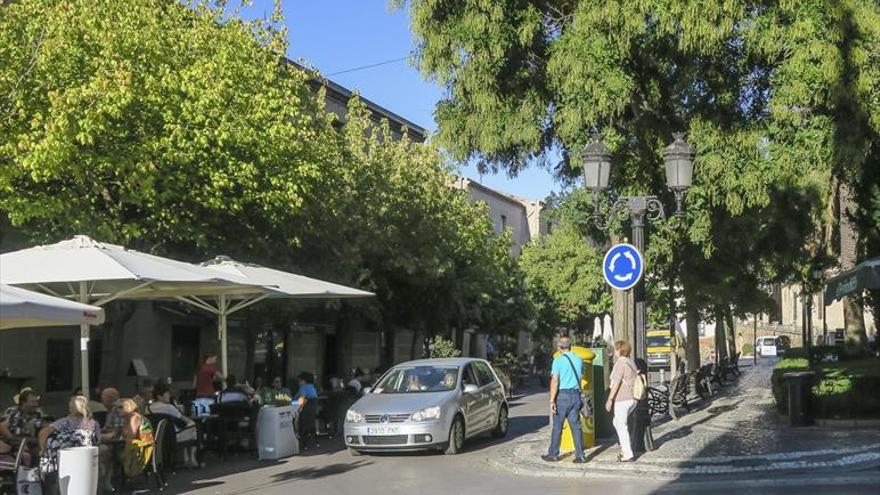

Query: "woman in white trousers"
<box><xmin>605</xmin><ymin>340</ymin><xmax>639</xmax><ymax>462</ymax></box>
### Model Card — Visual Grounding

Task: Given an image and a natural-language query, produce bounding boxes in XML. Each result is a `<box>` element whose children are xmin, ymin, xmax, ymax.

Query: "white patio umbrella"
<box><xmin>1</xmin><ymin>284</ymin><xmax>105</xmax><ymax>329</ymax></box>
<box><xmin>0</xmin><ymin>236</ymin><xmax>273</xmax><ymax>393</ymax></box>
<box><xmin>603</xmin><ymin>314</ymin><xmax>614</xmax><ymax>344</ymax></box>
<box><xmin>181</xmin><ymin>256</ymin><xmax>375</xmax><ymax>374</ymax></box>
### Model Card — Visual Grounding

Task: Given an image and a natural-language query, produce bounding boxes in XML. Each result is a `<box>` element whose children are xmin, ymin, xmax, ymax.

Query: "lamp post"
<box><xmin>583</xmin><ymin>132</ymin><xmax>695</xmax><ymax>453</ymax></box>
<box><xmin>583</xmin><ymin>133</ymin><xmax>695</xmax><ymax>360</ymax></box>
<box><xmin>811</xmin><ymin>268</ymin><xmax>824</xmax><ymax>347</ymax></box>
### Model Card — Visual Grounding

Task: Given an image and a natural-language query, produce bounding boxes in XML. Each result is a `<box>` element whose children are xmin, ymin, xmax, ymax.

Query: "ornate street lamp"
<box><xmin>583</xmin><ymin>131</ymin><xmax>696</xmax><ymax>454</ymax></box>
<box><xmin>582</xmin><ymin>134</ymin><xmax>612</xmax><ymax>191</ymax></box>
<box><xmin>663</xmin><ymin>132</ymin><xmax>695</xmax><ymax>217</ymax></box>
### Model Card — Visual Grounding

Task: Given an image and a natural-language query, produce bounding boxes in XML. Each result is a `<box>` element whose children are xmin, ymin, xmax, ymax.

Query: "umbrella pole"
<box><xmin>219</xmin><ymin>294</ymin><xmax>228</xmax><ymax>377</ymax></box>
<box><xmin>79</xmin><ymin>281</ymin><xmax>90</xmax><ymax>397</ymax></box>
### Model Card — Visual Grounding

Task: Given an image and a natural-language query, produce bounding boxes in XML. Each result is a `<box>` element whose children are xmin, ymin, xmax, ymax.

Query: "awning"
<box><xmin>824</xmin><ymin>257</ymin><xmax>880</xmax><ymax>304</ymax></box>
<box><xmin>0</xmin><ymin>235</ymin><xmax>274</xmax><ymax>394</ymax></box>
<box><xmin>0</xmin><ymin>284</ymin><xmax>105</xmax><ymax>329</ymax></box>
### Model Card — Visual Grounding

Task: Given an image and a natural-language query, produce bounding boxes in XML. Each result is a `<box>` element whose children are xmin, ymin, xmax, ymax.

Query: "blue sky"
<box><xmin>244</xmin><ymin>0</ymin><xmax>559</xmax><ymax>201</ymax></box>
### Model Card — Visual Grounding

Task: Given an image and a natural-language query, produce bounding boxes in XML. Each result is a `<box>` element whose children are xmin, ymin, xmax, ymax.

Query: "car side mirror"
<box><xmin>463</xmin><ymin>384</ymin><xmax>479</xmax><ymax>394</ymax></box>
<box><xmin>362</xmin><ymin>387</ymin><xmax>372</xmax><ymax>395</ymax></box>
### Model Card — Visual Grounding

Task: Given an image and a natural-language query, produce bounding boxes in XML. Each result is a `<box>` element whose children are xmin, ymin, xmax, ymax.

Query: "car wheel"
<box><xmin>444</xmin><ymin>415</ymin><xmax>465</xmax><ymax>455</ymax></box>
<box><xmin>349</xmin><ymin>447</ymin><xmax>363</xmax><ymax>457</ymax></box>
<box><xmin>491</xmin><ymin>405</ymin><xmax>509</xmax><ymax>438</ymax></box>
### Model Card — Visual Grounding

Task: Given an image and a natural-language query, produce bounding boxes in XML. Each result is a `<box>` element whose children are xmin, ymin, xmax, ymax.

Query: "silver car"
<box><xmin>343</xmin><ymin>358</ymin><xmax>509</xmax><ymax>455</ymax></box>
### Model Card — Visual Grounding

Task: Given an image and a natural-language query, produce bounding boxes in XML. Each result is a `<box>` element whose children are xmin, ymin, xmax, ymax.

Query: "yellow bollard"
<box><xmin>554</xmin><ymin>345</ymin><xmax>596</xmax><ymax>450</ymax></box>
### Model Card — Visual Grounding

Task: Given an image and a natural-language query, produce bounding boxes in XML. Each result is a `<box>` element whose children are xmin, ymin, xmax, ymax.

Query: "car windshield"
<box><xmin>372</xmin><ymin>365</ymin><xmax>460</xmax><ymax>394</ymax></box>
<box><xmin>761</xmin><ymin>337</ymin><xmax>776</xmax><ymax>345</ymax></box>
<box><xmin>647</xmin><ymin>335</ymin><xmax>670</xmax><ymax>347</ymax></box>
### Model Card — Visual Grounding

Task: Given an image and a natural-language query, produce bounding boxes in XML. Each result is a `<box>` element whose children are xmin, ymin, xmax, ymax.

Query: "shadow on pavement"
<box><xmin>270</xmin><ymin>460</ymin><xmax>373</xmax><ymax>481</ymax></box>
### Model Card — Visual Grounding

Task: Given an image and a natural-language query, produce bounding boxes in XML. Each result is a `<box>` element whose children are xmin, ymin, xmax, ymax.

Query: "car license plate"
<box><xmin>366</xmin><ymin>426</ymin><xmax>400</xmax><ymax>435</ymax></box>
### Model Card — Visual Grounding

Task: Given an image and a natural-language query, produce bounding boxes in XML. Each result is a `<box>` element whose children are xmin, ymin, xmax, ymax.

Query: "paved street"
<box><xmin>157</xmin><ymin>358</ymin><xmax>880</xmax><ymax>495</ymax></box>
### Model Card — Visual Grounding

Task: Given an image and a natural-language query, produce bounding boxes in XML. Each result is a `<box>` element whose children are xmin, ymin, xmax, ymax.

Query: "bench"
<box><xmin>695</xmin><ymin>364</ymin><xmax>714</xmax><ymax>398</ymax></box>
<box><xmin>647</xmin><ymin>373</ymin><xmax>691</xmax><ymax>420</ymax></box>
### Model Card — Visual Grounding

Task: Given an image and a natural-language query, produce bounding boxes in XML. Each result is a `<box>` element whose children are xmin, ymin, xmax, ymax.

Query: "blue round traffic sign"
<box><xmin>603</xmin><ymin>243</ymin><xmax>644</xmax><ymax>291</ymax></box>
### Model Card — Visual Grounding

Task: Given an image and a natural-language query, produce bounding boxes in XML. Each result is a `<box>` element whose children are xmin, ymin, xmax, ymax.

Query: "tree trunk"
<box><xmin>839</xmin><ymin>183</ymin><xmax>868</xmax><ymax>347</ymax></box>
<box><xmin>612</xmin><ymin>288</ymin><xmax>632</xmax><ymax>347</ymax></box>
<box><xmin>382</xmin><ymin>327</ymin><xmax>396</xmax><ymax>369</ymax></box>
<box><xmin>714</xmin><ymin>307</ymin><xmax>728</xmax><ymax>362</ymax></box>
<box><xmin>685</xmin><ymin>307</ymin><xmax>701</xmax><ymax>372</ymax></box>
<box><xmin>97</xmin><ymin>301</ymin><xmax>136</xmax><ymax>390</ymax></box>
<box><xmin>724</xmin><ymin>308</ymin><xmax>737</xmax><ymax>358</ymax></box>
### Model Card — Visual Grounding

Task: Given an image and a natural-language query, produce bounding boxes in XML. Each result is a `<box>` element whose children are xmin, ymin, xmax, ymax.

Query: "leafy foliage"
<box><xmin>401</xmin><ymin>0</ymin><xmax>880</xmax><ymax>338</ymax></box>
<box><xmin>426</xmin><ymin>336</ymin><xmax>462</xmax><ymax>359</ymax></box>
<box><xmin>0</xmin><ymin>0</ymin><xmax>332</xmax><ymax>258</ymax></box>
<box><xmin>0</xmin><ymin>0</ymin><xmax>530</xmax><ymax>358</ymax></box>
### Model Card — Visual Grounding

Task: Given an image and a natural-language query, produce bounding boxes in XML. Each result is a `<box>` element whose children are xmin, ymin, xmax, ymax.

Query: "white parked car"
<box><xmin>343</xmin><ymin>358</ymin><xmax>508</xmax><ymax>455</ymax></box>
<box><xmin>755</xmin><ymin>336</ymin><xmax>788</xmax><ymax>357</ymax></box>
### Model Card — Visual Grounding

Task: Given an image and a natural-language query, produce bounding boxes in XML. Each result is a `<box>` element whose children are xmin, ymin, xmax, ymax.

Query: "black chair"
<box><xmin>209</xmin><ymin>402</ymin><xmax>258</xmax><ymax>460</ymax></box>
<box><xmin>0</xmin><ymin>440</ymin><xmax>27</xmax><ymax>493</ymax></box>
<box><xmin>149</xmin><ymin>419</ymin><xmax>172</xmax><ymax>490</ymax></box>
<box><xmin>146</xmin><ymin>412</ymin><xmax>199</xmax><ymax>470</ymax></box>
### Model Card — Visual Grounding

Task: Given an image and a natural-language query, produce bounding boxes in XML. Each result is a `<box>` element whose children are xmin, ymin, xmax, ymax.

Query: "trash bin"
<box><xmin>58</xmin><ymin>446</ymin><xmax>99</xmax><ymax>495</ymax></box>
<box><xmin>257</xmin><ymin>405</ymin><xmax>299</xmax><ymax>460</ymax></box>
<box><xmin>784</xmin><ymin>371</ymin><xmax>815</xmax><ymax>426</ymax></box>
<box><xmin>556</xmin><ymin>345</ymin><xmax>596</xmax><ymax>451</ymax></box>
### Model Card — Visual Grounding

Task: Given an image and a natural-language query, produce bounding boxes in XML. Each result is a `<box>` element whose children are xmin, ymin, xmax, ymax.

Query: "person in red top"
<box><xmin>193</xmin><ymin>352</ymin><xmax>223</xmax><ymax>397</ymax></box>
<box><xmin>192</xmin><ymin>352</ymin><xmax>224</xmax><ymax>417</ymax></box>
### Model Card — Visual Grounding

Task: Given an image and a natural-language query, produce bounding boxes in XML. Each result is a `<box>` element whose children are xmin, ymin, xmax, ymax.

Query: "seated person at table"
<box><xmin>293</xmin><ymin>373</ymin><xmax>318</xmax><ymax>449</ymax></box>
<box><xmin>97</xmin><ymin>387</ymin><xmax>124</xmax><ymax>493</ymax></box>
<box><xmin>118</xmin><ymin>399</ymin><xmax>154</xmax><ymax>478</ymax></box>
<box><xmin>133</xmin><ymin>381</ymin><xmax>155</xmax><ymax>412</ymax></box>
<box><xmin>217</xmin><ymin>374</ymin><xmax>251</xmax><ymax>404</ymax></box>
<box><xmin>38</xmin><ymin>396</ymin><xmax>100</xmax><ymax>489</ymax></box>
<box><xmin>77</xmin><ymin>386</ymin><xmax>108</xmax><ymax>415</ymax></box>
<box><xmin>0</xmin><ymin>389</ymin><xmax>46</xmax><ymax>458</ymax></box>
<box><xmin>147</xmin><ymin>383</ymin><xmax>198</xmax><ymax>468</ymax></box>
<box><xmin>260</xmin><ymin>376</ymin><xmax>292</xmax><ymax>406</ymax></box>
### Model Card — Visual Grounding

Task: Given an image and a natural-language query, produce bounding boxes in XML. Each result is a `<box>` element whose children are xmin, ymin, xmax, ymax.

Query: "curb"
<box><xmin>815</xmin><ymin>418</ymin><xmax>880</xmax><ymax>428</ymax></box>
<box><xmin>487</xmin><ymin>432</ymin><xmax>880</xmax><ymax>481</ymax></box>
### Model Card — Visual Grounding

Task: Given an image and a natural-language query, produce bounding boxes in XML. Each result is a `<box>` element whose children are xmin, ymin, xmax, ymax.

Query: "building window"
<box><xmin>46</xmin><ymin>339</ymin><xmax>74</xmax><ymax>392</ymax></box>
<box><xmin>171</xmin><ymin>325</ymin><xmax>200</xmax><ymax>381</ymax></box>
<box><xmin>500</xmin><ymin>215</ymin><xmax>507</xmax><ymax>230</ymax></box>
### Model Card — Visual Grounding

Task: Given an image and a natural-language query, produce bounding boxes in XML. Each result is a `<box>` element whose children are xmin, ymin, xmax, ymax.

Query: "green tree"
<box><xmin>0</xmin><ymin>0</ymin><xmax>333</xmax><ymax>259</ymax></box>
<box><xmin>520</xmin><ymin>191</ymin><xmax>610</xmax><ymax>338</ymax></box>
<box><xmin>296</xmin><ymin>97</ymin><xmax>526</xmax><ymax>363</ymax></box>
<box><xmin>401</xmin><ymin>0</ymin><xmax>880</xmax><ymax>355</ymax></box>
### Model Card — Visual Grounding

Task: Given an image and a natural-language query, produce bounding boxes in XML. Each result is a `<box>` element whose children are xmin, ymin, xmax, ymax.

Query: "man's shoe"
<box><xmin>618</xmin><ymin>457</ymin><xmax>635</xmax><ymax>463</ymax></box>
<box><xmin>541</xmin><ymin>454</ymin><xmax>560</xmax><ymax>463</ymax></box>
<box><xmin>572</xmin><ymin>457</ymin><xmax>587</xmax><ymax>464</ymax></box>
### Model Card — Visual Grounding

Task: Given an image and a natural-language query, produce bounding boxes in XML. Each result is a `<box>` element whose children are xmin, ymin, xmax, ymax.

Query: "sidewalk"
<box><xmin>488</xmin><ymin>362</ymin><xmax>880</xmax><ymax>480</ymax></box>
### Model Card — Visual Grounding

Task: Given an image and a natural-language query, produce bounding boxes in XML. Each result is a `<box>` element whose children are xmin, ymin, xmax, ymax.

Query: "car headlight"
<box><xmin>345</xmin><ymin>409</ymin><xmax>364</xmax><ymax>423</ymax></box>
<box><xmin>411</xmin><ymin>406</ymin><xmax>441</xmax><ymax>422</ymax></box>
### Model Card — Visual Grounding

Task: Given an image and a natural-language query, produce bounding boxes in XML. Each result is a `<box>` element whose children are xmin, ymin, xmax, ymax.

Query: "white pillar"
<box><xmin>218</xmin><ymin>294</ymin><xmax>228</xmax><ymax>376</ymax></box>
<box><xmin>79</xmin><ymin>281</ymin><xmax>90</xmax><ymax>396</ymax></box>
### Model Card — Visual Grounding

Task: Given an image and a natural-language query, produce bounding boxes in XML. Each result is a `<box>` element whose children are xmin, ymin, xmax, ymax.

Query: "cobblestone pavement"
<box><xmin>489</xmin><ymin>359</ymin><xmax>880</xmax><ymax>479</ymax></box>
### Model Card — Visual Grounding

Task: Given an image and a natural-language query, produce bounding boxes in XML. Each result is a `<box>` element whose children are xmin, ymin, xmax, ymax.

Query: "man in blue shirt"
<box><xmin>542</xmin><ymin>336</ymin><xmax>586</xmax><ymax>463</ymax></box>
<box><xmin>294</xmin><ymin>372</ymin><xmax>319</xmax><ymax>449</ymax></box>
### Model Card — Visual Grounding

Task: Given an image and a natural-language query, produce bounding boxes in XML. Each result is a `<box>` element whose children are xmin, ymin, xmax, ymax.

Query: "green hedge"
<box><xmin>771</xmin><ymin>357</ymin><xmax>810</xmax><ymax>413</ymax></box>
<box><xmin>772</xmin><ymin>348</ymin><xmax>880</xmax><ymax>418</ymax></box>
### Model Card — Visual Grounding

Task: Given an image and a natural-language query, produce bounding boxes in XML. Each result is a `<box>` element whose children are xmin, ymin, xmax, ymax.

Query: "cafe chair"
<box><xmin>0</xmin><ymin>441</ymin><xmax>27</xmax><ymax>493</ymax></box>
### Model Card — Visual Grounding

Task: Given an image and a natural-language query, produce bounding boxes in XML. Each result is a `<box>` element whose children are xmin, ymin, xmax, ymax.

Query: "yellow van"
<box><xmin>646</xmin><ymin>329</ymin><xmax>681</xmax><ymax>370</ymax></box>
